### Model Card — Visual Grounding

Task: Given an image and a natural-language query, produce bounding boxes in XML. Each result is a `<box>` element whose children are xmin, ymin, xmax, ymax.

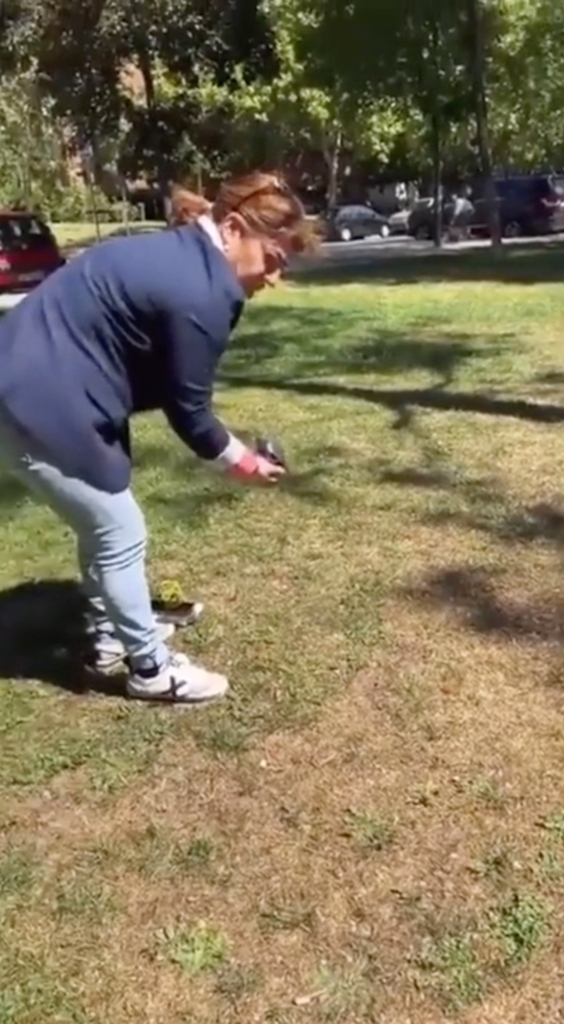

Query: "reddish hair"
<box><xmin>169</xmin><ymin>171</ymin><xmax>315</xmax><ymax>253</ymax></box>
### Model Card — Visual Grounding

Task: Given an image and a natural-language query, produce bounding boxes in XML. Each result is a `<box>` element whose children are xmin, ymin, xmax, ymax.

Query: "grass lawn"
<box><xmin>51</xmin><ymin>220</ymin><xmax>164</xmax><ymax>250</ymax></box>
<box><xmin>3</xmin><ymin>243</ymin><xmax>564</xmax><ymax>1022</ymax></box>
<box><xmin>51</xmin><ymin>211</ymin><xmax>315</xmax><ymax>251</ymax></box>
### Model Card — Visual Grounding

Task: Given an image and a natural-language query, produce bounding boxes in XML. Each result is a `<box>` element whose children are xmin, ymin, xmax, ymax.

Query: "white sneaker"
<box><xmin>92</xmin><ymin>620</ymin><xmax>176</xmax><ymax>669</ymax></box>
<box><xmin>127</xmin><ymin>652</ymin><xmax>229</xmax><ymax>703</ymax></box>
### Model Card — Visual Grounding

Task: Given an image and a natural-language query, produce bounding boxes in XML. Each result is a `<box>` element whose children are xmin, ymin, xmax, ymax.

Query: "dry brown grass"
<box><xmin>3</xmin><ymin>245</ymin><xmax>564</xmax><ymax>1022</ymax></box>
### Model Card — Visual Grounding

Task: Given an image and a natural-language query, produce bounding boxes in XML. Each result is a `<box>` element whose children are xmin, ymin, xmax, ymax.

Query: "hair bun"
<box><xmin>169</xmin><ymin>186</ymin><xmax>213</xmax><ymax>225</ymax></box>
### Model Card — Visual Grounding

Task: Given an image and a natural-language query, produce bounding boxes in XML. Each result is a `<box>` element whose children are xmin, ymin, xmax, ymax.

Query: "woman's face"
<box><xmin>220</xmin><ymin>216</ymin><xmax>292</xmax><ymax>297</ymax></box>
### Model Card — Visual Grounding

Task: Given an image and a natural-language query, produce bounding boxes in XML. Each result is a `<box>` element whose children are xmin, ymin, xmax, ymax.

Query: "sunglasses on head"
<box><xmin>231</xmin><ymin>178</ymin><xmax>292</xmax><ymax>213</ymax></box>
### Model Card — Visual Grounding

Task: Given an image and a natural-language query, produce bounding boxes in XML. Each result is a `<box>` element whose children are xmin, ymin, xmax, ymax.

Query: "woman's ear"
<box><xmin>219</xmin><ymin>213</ymin><xmax>248</xmax><ymax>260</ymax></box>
<box><xmin>220</xmin><ymin>212</ymin><xmax>249</xmax><ymax>240</ymax></box>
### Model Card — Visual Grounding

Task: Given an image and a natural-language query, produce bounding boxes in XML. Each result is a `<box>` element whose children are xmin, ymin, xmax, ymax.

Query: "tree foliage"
<box><xmin>1</xmin><ymin>0</ymin><xmax>564</xmax><ymax>217</ymax></box>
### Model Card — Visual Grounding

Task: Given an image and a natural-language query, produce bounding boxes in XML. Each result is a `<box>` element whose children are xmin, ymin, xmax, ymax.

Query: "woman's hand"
<box><xmin>227</xmin><ymin>449</ymin><xmax>286</xmax><ymax>484</ymax></box>
<box><xmin>254</xmin><ymin>454</ymin><xmax>286</xmax><ymax>483</ymax></box>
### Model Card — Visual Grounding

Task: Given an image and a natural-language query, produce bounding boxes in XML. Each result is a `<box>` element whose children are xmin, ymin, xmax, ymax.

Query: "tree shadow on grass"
<box><xmin>0</xmin><ymin>580</ymin><xmax>121</xmax><ymax>697</ymax></box>
<box><xmin>377</xmin><ymin>443</ymin><xmax>564</xmax><ymax>663</ymax></box>
<box><xmin>422</xmin><ymin>562</ymin><xmax>564</xmax><ymax>695</ymax></box>
<box><xmin>426</xmin><ymin>500</ymin><xmax>564</xmax><ymax>547</ymax></box>
<box><xmin>0</xmin><ymin>306</ymin><xmax>533</xmax><ymax>531</ymax></box>
<box><xmin>407</xmin><ymin>565</ymin><xmax>564</xmax><ymax>644</ymax></box>
<box><xmin>0</xmin><ymin>449</ymin><xmax>337</xmax><ymax>528</ymax></box>
<box><xmin>135</xmin><ymin>429</ymin><xmax>340</xmax><ymax>518</ymax></box>
<box><xmin>228</xmin><ymin>304</ymin><xmax>504</xmax><ymax>385</ymax></box>
<box><xmin>223</xmin><ymin>374</ymin><xmax>564</xmax><ymax>427</ymax></box>
<box><xmin>534</xmin><ymin>371</ymin><xmax>564</xmax><ymax>387</ymax></box>
<box><xmin>0</xmin><ymin>579</ymin><xmax>200</xmax><ymax>699</ymax></box>
<box><xmin>143</xmin><ymin>465</ymin><xmax>340</xmax><ymax>520</ymax></box>
<box><xmin>370</xmin><ymin>447</ymin><xmax>564</xmax><ymax>550</ymax></box>
<box><xmin>225</xmin><ymin>305</ymin><xmax>564</xmax><ymax>426</ymax></box>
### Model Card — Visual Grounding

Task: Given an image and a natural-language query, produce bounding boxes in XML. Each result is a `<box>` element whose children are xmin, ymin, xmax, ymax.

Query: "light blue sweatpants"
<box><xmin>0</xmin><ymin>415</ymin><xmax>169</xmax><ymax>671</ymax></box>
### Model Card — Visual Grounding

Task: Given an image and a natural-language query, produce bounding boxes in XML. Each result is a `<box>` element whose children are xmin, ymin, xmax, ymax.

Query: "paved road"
<box><xmin>292</xmin><ymin>234</ymin><xmax>433</xmax><ymax>273</ymax></box>
<box><xmin>1</xmin><ymin>231</ymin><xmax>563</xmax><ymax>311</ymax></box>
<box><xmin>293</xmin><ymin>230</ymin><xmax>564</xmax><ymax>273</ymax></box>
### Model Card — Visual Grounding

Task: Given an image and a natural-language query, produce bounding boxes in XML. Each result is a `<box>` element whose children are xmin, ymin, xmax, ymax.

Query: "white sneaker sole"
<box><xmin>126</xmin><ymin>674</ymin><xmax>229</xmax><ymax>704</ymax></box>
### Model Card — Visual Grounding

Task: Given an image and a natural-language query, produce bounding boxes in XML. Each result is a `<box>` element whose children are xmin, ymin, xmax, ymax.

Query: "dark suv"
<box><xmin>407</xmin><ymin>175</ymin><xmax>564</xmax><ymax>240</ymax></box>
<box><xmin>472</xmin><ymin>175</ymin><xmax>564</xmax><ymax>237</ymax></box>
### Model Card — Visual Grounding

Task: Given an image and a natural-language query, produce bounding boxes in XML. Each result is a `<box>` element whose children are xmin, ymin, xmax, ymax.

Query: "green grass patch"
<box><xmin>343</xmin><ymin>809</ymin><xmax>396</xmax><ymax>852</ymax></box>
<box><xmin>493</xmin><ymin>892</ymin><xmax>550</xmax><ymax>968</ymax></box>
<box><xmin>52</xmin><ymin>220</ymin><xmax>163</xmax><ymax>250</ymax></box>
<box><xmin>156</xmin><ymin>922</ymin><xmax>228</xmax><ymax>975</ymax></box>
<box><xmin>417</xmin><ymin>928</ymin><xmax>484</xmax><ymax>1011</ymax></box>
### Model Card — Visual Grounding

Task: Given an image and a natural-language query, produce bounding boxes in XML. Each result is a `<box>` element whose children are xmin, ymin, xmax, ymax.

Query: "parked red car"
<box><xmin>0</xmin><ymin>211</ymin><xmax>64</xmax><ymax>294</ymax></box>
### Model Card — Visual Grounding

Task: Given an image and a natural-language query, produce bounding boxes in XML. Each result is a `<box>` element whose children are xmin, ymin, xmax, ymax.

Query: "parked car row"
<box><xmin>318</xmin><ymin>174</ymin><xmax>564</xmax><ymax>243</ymax></box>
<box><xmin>1</xmin><ymin>173</ymin><xmax>564</xmax><ymax>301</ymax></box>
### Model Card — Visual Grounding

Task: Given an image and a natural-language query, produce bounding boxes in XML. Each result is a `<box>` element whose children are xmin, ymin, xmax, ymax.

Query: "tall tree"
<box><xmin>223</xmin><ymin>0</ymin><xmax>403</xmax><ymax>204</ymax></box>
<box><xmin>490</xmin><ymin>0</ymin><xmax>564</xmax><ymax>170</ymax></box>
<box><xmin>462</xmin><ymin>0</ymin><xmax>501</xmax><ymax>243</ymax></box>
<box><xmin>27</xmin><ymin>0</ymin><xmax>277</xmax><ymax>186</ymax></box>
<box><xmin>297</xmin><ymin>0</ymin><xmax>473</xmax><ymax>243</ymax></box>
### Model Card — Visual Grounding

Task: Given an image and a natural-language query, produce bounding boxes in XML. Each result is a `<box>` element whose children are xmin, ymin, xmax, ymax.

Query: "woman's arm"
<box><xmin>159</xmin><ymin>307</ymin><xmax>266</xmax><ymax>479</ymax></box>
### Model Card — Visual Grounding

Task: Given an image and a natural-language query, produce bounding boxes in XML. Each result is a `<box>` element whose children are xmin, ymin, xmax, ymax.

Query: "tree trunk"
<box><xmin>195</xmin><ymin>154</ymin><xmax>203</xmax><ymax>194</ymax></box>
<box><xmin>121</xmin><ymin>178</ymin><xmax>130</xmax><ymax>236</ymax></box>
<box><xmin>431</xmin><ymin>110</ymin><xmax>442</xmax><ymax>247</ymax></box>
<box><xmin>83</xmin><ymin>129</ymin><xmax>101</xmax><ymax>241</ymax></box>
<box><xmin>138</xmin><ymin>51</ymin><xmax>155</xmax><ymax>110</ymax></box>
<box><xmin>323</xmin><ymin>129</ymin><xmax>341</xmax><ymax>209</ymax></box>
<box><xmin>88</xmin><ymin>176</ymin><xmax>101</xmax><ymax>241</ymax></box>
<box><xmin>429</xmin><ymin>18</ymin><xmax>442</xmax><ymax>248</ymax></box>
<box><xmin>466</xmin><ymin>0</ymin><xmax>501</xmax><ymax>246</ymax></box>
